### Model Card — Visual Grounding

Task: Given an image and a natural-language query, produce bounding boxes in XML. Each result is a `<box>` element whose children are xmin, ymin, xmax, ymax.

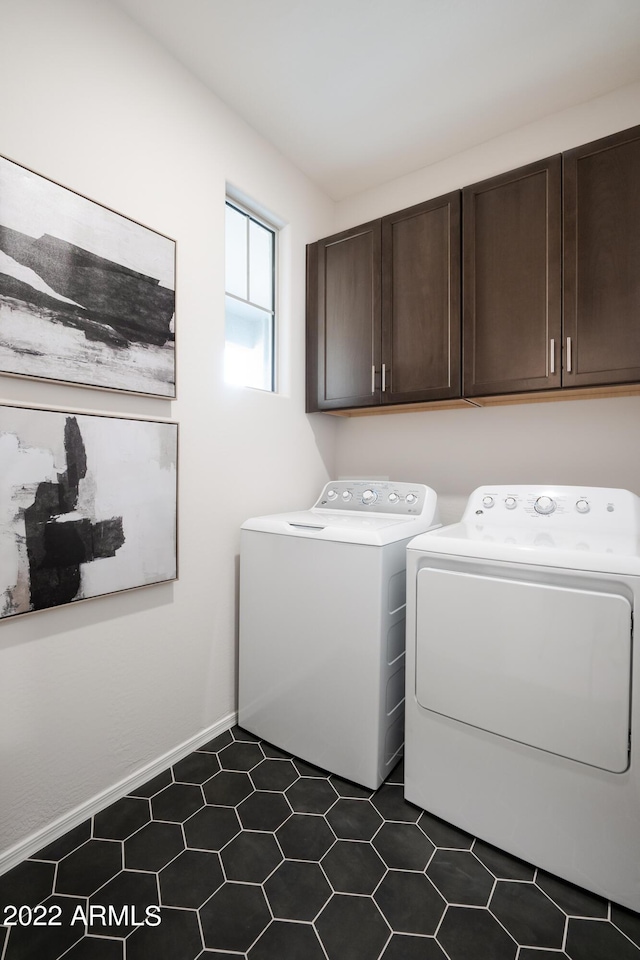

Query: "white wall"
<box><xmin>0</xmin><ymin>0</ymin><xmax>336</xmax><ymax>864</ymax></box>
<box><xmin>331</xmin><ymin>83</ymin><xmax>640</xmax><ymax>517</ymax></box>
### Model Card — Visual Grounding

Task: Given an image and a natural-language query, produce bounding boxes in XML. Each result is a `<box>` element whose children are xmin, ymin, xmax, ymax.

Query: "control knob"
<box><xmin>327</xmin><ymin>489</ymin><xmax>338</xmax><ymax>500</ymax></box>
<box><xmin>575</xmin><ymin>499</ymin><xmax>590</xmax><ymax>514</ymax></box>
<box><xmin>482</xmin><ymin>496</ymin><xmax>495</xmax><ymax>509</ymax></box>
<box><xmin>504</xmin><ymin>497</ymin><xmax>517</xmax><ymax>509</ymax></box>
<box><xmin>361</xmin><ymin>489</ymin><xmax>378</xmax><ymax>505</ymax></box>
<box><xmin>388</xmin><ymin>493</ymin><xmax>399</xmax><ymax>504</ymax></box>
<box><xmin>341</xmin><ymin>490</ymin><xmax>352</xmax><ymax>501</ymax></box>
<box><xmin>406</xmin><ymin>493</ymin><xmax>418</xmax><ymax>504</ymax></box>
<box><xmin>534</xmin><ymin>495</ymin><xmax>556</xmax><ymax>515</ymax></box>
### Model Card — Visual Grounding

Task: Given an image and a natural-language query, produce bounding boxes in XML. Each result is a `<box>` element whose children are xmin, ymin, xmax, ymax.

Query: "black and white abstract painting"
<box><xmin>0</xmin><ymin>156</ymin><xmax>176</xmax><ymax>397</ymax></box>
<box><xmin>0</xmin><ymin>404</ymin><xmax>177</xmax><ymax>620</ymax></box>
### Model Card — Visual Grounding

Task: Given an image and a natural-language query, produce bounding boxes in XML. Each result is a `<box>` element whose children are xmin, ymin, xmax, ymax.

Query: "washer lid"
<box><xmin>242</xmin><ymin>509</ymin><xmax>440</xmax><ymax>545</ymax></box>
<box><xmin>242</xmin><ymin>480</ymin><xmax>440</xmax><ymax>545</ymax></box>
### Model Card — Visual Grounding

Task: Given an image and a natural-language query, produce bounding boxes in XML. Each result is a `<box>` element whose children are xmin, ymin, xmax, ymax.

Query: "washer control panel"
<box><xmin>464</xmin><ymin>485</ymin><xmax>637</xmax><ymax>533</ymax></box>
<box><xmin>315</xmin><ymin>480</ymin><xmax>429</xmax><ymax>516</ymax></box>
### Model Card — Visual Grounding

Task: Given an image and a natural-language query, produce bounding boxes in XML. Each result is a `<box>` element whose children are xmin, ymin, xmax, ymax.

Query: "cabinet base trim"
<box><xmin>471</xmin><ymin>383</ymin><xmax>640</xmax><ymax>406</ymax></box>
<box><xmin>322</xmin><ymin>398</ymin><xmax>476</xmax><ymax>416</ymax></box>
<box><xmin>320</xmin><ymin>383</ymin><xmax>640</xmax><ymax>416</ymax></box>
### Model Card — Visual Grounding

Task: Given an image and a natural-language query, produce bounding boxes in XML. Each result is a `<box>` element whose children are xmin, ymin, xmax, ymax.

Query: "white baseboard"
<box><xmin>0</xmin><ymin>711</ymin><xmax>237</xmax><ymax>877</ymax></box>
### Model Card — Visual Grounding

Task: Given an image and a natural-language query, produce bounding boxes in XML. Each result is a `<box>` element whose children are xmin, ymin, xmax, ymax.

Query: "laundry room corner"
<box><xmin>0</xmin><ymin>0</ymin><xmax>336</xmax><ymax>870</ymax></box>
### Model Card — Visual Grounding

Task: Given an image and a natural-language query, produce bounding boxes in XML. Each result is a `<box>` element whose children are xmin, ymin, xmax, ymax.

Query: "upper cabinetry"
<box><xmin>306</xmin><ymin>123</ymin><xmax>640</xmax><ymax>415</ymax></box>
<box><xmin>465</xmin><ymin>125</ymin><xmax>640</xmax><ymax>399</ymax></box>
<box><xmin>306</xmin><ymin>219</ymin><xmax>381</xmax><ymax>412</ymax></box>
<box><xmin>381</xmin><ymin>195</ymin><xmax>461</xmax><ymax>405</ymax></box>
<box><xmin>462</xmin><ymin>156</ymin><xmax>562</xmax><ymax>397</ymax></box>
<box><xmin>306</xmin><ymin>193</ymin><xmax>461</xmax><ymax>412</ymax></box>
<box><xmin>563</xmin><ymin>124</ymin><xmax>640</xmax><ymax>388</ymax></box>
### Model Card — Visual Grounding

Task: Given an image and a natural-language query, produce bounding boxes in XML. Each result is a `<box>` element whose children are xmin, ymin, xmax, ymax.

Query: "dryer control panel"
<box><xmin>464</xmin><ymin>485</ymin><xmax>640</xmax><ymax>534</ymax></box>
<box><xmin>314</xmin><ymin>480</ymin><xmax>431</xmax><ymax>517</ymax></box>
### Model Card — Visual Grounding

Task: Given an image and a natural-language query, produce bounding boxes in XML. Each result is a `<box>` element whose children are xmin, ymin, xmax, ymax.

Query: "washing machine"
<box><xmin>405</xmin><ymin>485</ymin><xmax>640</xmax><ymax>912</ymax></box>
<box><xmin>238</xmin><ymin>479</ymin><xmax>440</xmax><ymax>789</ymax></box>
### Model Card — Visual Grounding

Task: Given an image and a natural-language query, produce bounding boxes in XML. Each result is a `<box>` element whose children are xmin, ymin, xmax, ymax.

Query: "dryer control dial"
<box><xmin>388</xmin><ymin>493</ymin><xmax>399</xmax><ymax>504</ymax></box>
<box><xmin>482</xmin><ymin>496</ymin><xmax>495</xmax><ymax>508</ymax></box>
<box><xmin>327</xmin><ymin>489</ymin><xmax>338</xmax><ymax>500</ymax></box>
<box><xmin>575</xmin><ymin>499</ymin><xmax>590</xmax><ymax>514</ymax></box>
<box><xmin>341</xmin><ymin>490</ymin><xmax>352</xmax><ymax>502</ymax></box>
<box><xmin>361</xmin><ymin>489</ymin><xmax>378</xmax><ymax>505</ymax></box>
<box><xmin>504</xmin><ymin>497</ymin><xmax>517</xmax><ymax>509</ymax></box>
<box><xmin>406</xmin><ymin>493</ymin><xmax>418</xmax><ymax>504</ymax></box>
<box><xmin>534</xmin><ymin>495</ymin><xmax>556</xmax><ymax>515</ymax></box>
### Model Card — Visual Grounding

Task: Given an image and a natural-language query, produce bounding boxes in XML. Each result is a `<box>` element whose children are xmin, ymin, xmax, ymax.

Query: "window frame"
<box><xmin>224</xmin><ymin>197</ymin><xmax>277</xmax><ymax>392</ymax></box>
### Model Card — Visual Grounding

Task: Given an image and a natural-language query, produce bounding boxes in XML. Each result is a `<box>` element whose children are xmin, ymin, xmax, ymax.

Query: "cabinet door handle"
<box><xmin>382</xmin><ymin>363</ymin><xmax>387</xmax><ymax>392</ymax></box>
<box><xmin>566</xmin><ymin>337</ymin><xmax>572</xmax><ymax>373</ymax></box>
<box><xmin>371</xmin><ymin>365</ymin><xmax>376</xmax><ymax>394</ymax></box>
<box><xmin>550</xmin><ymin>339</ymin><xmax>555</xmax><ymax>375</ymax></box>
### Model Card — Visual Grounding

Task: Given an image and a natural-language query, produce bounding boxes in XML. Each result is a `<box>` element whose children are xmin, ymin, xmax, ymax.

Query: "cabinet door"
<box><xmin>306</xmin><ymin>221</ymin><xmax>381</xmax><ymax>411</ymax></box>
<box><xmin>563</xmin><ymin>124</ymin><xmax>640</xmax><ymax>388</ymax></box>
<box><xmin>463</xmin><ymin>157</ymin><xmax>562</xmax><ymax>397</ymax></box>
<box><xmin>381</xmin><ymin>192</ymin><xmax>461</xmax><ymax>404</ymax></box>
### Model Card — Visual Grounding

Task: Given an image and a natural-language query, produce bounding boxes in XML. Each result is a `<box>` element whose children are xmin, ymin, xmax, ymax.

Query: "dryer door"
<box><xmin>415</xmin><ymin>567</ymin><xmax>632</xmax><ymax>772</ymax></box>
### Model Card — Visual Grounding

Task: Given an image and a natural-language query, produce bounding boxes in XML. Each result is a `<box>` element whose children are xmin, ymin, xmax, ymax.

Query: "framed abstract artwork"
<box><xmin>0</xmin><ymin>404</ymin><xmax>178</xmax><ymax>620</ymax></box>
<box><xmin>0</xmin><ymin>155</ymin><xmax>176</xmax><ymax>397</ymax></box>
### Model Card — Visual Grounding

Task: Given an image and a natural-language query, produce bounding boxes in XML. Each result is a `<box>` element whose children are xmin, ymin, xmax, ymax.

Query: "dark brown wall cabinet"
<box><xmin>563</xmin><ymin>125</ymin><xmax>640</xmax><ymax>388</ymax></box>
<box><xmin>464</xmin><ymin>124</ymin><xmax>640</xmax><ymax>399</ymax></box>
<box><xmin>306</xmin><ymin>193</ymin><xmax>461</xmax><ymax>412</ymax></box>
<box><xmin>307</xmin><ymin>123</ymin><xmax>640</xmax><ymax>414</ymax></box>
<box><xmin>463</xmin><ymin>157</ymin><xmax>562</xmax><ymax>397</ymax></box>
<box><xmin>306</xmin><ymin>219</ymin><xmax>381</xmax><ymax>411</ymax></box>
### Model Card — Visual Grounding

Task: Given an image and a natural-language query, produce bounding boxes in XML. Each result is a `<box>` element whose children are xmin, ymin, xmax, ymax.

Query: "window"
<box><xmin>224</xmin><ymin>200</ymin><xmax>276</xmax><ymax>391</ymax></box>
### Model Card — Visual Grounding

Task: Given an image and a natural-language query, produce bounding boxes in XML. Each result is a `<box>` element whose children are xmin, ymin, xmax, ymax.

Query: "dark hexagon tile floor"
<box><xmin>1</xmin><ymin>724</ymin><xmax>638</xmax><ymax>959</ymax></box>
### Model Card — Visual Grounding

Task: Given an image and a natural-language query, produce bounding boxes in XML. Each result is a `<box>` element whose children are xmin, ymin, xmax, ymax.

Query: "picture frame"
<box><xmin>0</xmin><ymin>155</ymin><xmax>176</xmax><ymax>398</ymax></box>
<box><xmin>0</xmin><ymin>403</ymin><xmax>178</xmax><ymax>620</ymax></box>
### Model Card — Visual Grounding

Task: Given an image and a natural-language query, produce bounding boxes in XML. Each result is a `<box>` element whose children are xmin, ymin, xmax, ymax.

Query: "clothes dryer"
<box><xmin>239</xmin><ymin>480</ymin><xmax>439</xmax><ymax>789</ymax></box>
<box><xmin>405</xmin><ymin>485</ymin><xmax>640</xmax><ymax>912</ymax></box>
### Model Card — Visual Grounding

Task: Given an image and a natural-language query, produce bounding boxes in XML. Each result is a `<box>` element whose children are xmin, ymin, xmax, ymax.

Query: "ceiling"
<box><xmin>112</xmin><ymin>0</ymin><xmax>640</xmax><ymax>200</ymax></box>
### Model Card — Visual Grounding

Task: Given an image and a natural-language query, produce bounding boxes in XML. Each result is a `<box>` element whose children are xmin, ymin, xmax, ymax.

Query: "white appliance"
<box><xmin>405</xmin><ymin>485</ymin><xmax>640</xmax><ymax>912</ymax></box>
<box><xmin>238</xmin><ymin>480</ymin><xmax>440</xmax><ymax>789</ymax></box>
